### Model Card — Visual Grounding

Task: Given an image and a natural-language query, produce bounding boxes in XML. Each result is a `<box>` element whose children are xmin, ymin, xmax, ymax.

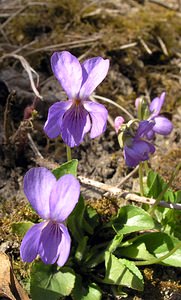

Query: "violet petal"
<box><xmin>51</xmin><ymin>51</ymin><xmax>82</xmax><ymax>98</ymax></box>
<box><xmin>56</xmin><ymin>224</ymin><xmax>71</xmax><ymax>267</ymax></box>
<box><xmin>44</xmin><ymin>100</ymin><xmax>72</xmax><ymax>139</ymax></box>
<box><xmin>79</xmin><ymin>57</ymin><xmax>109</xmax><ymax>99</ymax></box>
<box><xmin>114</xmin><ymin>116</ymin><xmax>125</xmax><ymax>133</ymax></box>
<box><xmin>153</xmin><ymin>116</ymin><xmax>173</xmax><ymax>135</ymax></box>
<box><xmin>133</xmin><ymin>140</ymin><xmax>155</xmax><ymax>159</ymax></box>
<box><xmin>83</xmin><ymin>101</ymin><xmax>108</xmax><ymax>138</ymax></box>
<box><xmin>61</xmin><ymin>104</ymin><xmax>91</xmax><ymax>147</ymax></box>
<box><xmin>136</xmin><ymin>120</ymin><xmax>155</xmax><ymax>137</ymax></box>
<box><xmin>20</xmin><ymin>222</ymin><xmax>45</xmax><ymax>262</ymax></box>
<box><xmin>39</xmin><ymin>221</ymin><xmax>62</xmax><ymax>264</ymax></box>
<box><xmin>124</xmin><ymin>146</ymin><xmax>141</xmax><ymax>167</ymax></box>
<box><xmin>146</xmin><ymin>129</ymin><xmax>155</xmax><ymax>140</ymax></box>
<box><xmin>24</xmin><ymin>167</ymin><xmax>56</xmax><ymax>219</ymax></box>
<box><xmin>149</xmin><ymin>92</ymin><xmax>165</xmax><ymax>117</ymax></box>
<box><xmin>124</xmin><ymin>140</ymin><xmax>155</xmax><ymax>167</ymax></box>
<box><xmin>49</xmin><ymin>174</ymin><xmax>80</xmax><ymax>222</ymax></box>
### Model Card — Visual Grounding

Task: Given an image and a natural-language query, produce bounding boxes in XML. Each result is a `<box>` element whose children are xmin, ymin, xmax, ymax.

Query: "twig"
<box><xmin>78</xmin><ymin>176</ymin><xmax>181</xmax><ymax>210</ymax></box>
<box><xmin>0</xmin><ymin>54</ymin><xmax>42</xmax><ymax>100</ymax></box>
<box><xmin>3</xmin><ymin>91</ymin><xmax>16</xmax><ymax>144</ymax></box>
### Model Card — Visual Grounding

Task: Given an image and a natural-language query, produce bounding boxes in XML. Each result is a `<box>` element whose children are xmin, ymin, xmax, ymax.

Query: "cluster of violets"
<box><xmin>115</xmin><ymin>92</ymin><xmax>173</xmax><ymax>167</ymax></box>
<box><xmin>20</xmin><ymin>51</ymin><xmax>173</xmax><ymax>266</ymax></box>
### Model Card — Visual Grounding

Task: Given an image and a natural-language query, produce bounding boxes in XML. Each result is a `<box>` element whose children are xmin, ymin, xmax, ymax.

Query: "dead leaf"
<box><xmin>0</xmin><ymin>252</ymin><xmax>30</xmax><ymax>300</ymax></box>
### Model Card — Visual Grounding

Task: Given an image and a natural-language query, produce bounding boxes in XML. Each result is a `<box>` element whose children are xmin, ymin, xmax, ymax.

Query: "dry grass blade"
<box><xmin>0</xmin><ymin>5</ymin><xmax>28</xmax><ymax>31</ymax></box>
<box><xmin>148</xmin><ymin>0</ymin><xmax>177</xmax><ymax>10</ymax></box>
<box><xmin>139</xmin><ymin>37</ymin><xmax>152</xmax><ymax>55</ymax></box>
<box><xmin>157</xmin><ymin>36</ymin><xmax>169</xmax><ymax>56</ymax></box>
<box><xmin>0</xmin><ymin>53</ymin><xmax>42</xmax><ymax>99</ymax></box>
<box><xmin>26</xmin><ymin>36</ymin><xmax>101</xmax><ymax>56</ymax></box>
<box><xmin>120</xmin><ymin>42</ymin><xmax>138</xmax><ymax>50</ymax></box>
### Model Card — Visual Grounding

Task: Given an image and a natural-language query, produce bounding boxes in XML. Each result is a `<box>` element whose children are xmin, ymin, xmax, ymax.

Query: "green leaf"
<box><xmin>67</xmin><ymin>195</ymin><xmax>85</xmax><ymax>242</ymax></box>
<box><xmin>85</xmin><ymin>206</ymin><xmax>99</xmax><ymax>233</ymax></box>
<box><xmin>68</xmin><ymin>195</ymin><xmax>99</xmax><ymax>242</ymax></box>
<box><xmin>163</xmin><ymin>189</ymin><xmax>175</xmax><ymax>202</ymax></box>
<box><xmin>175</xmin><ymin>190</ymin><xmax>181</xmax><ymax>202</ymax></box>
<box><xmin>113</xmin><ymin>205</ymin><xmax>155</xmax><ymax>235</ymax></box>
<box><xmin>83</xmin><ymin>283</ymin><xmax>102</xmax><ymax>300</ymax></box>
<box><xmin>104</xmin><ymin>252</ymin><xmax>144</xmax><ymax>291</ymax></box>
<box><xmin>107</xmin><ymin>234</ymin><xmax>123</xmax><ymax>253</ymax></box>
<box><xmin>85</xmin><ymin>234</ymin><xmax>123</xmax><ymax>269</ymax></box>
<box><xmin>72</xmin><ymin>275</ymin><xmax>102</xmax><ymax>300</ymax></box>
<box><xmin>75</xmin><ymin>236</ymin><xmax>89</xmax><ymax>262</ymax></box>
<box><xmin>119</xmin><ymin>232</ymin><xmax>181</xmax><ymax>267</ymax></box>
<box><xmin>11</xmin><ymin>221</ymin><xmax>34</xmax><ymax>237</ymax></box>
<box><xmin>30</xmin><ymin>262</ymin><xmax>76</xmax><ymax>300</ymax></box>
<box><xmin>147</xmin><ymin>170</ymin><xmax>167</xmax><ymax>198</ymax></box>
<box><xmin>52</xmin><ymin>159</ymin><xmax>78</xmax><ymax>179</ymax></box>
<box><xmin>120</xmin><ymin>242</ymin><xmax>156</xmax><ymax>261</ymax></box>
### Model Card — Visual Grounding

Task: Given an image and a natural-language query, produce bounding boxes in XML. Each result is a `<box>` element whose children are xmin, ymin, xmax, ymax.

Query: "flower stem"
<box><xmin>135</xmin><ymin>240</ymin><xmax>181</xmax><ymax>266</ymax></box>
<box><xmin>144</xmin><ymin>161</ymin><xmax>149</xmax><ymax>175</ymax></box>
<box><xmin>139</xmin><ymin>162</ymin><xmax>144</xmax><ymax>196</ymax></box>
<box><xmin>137</xmin><ymin>98</ymin><xmax>143</xmax><ymax>120</ymax></box>
<box><xmin>66</xmin><ymin>145</ymin><xmax>72</xmax><ymax>161</ymax></box>
<box><xmin>149</xmin><ymin>162</ymin><xmax>181</xmax><ymax>215</ymax></box>
<box><xmin>91</xmin><ymin>94</ymin><xmax>134</xmax><ymax>120</ymax></box>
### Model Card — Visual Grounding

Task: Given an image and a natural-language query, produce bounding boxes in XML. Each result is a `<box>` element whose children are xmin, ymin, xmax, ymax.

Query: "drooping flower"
<box><xmin>44</xmin><ymin>51</ymin><xmax>109</xmax><ymax>147</ymax></box>
<box><xmin>115</xmin><ymin>118</ymin><xmax>155</xmax><ymax>167</ymax></box>
<box><xmin>124</xmin><ymin>121</ymin><xmax>155</xmax><ymax>167</ymax></box>
<box><xmin>20</xmin><ymin>167</ymin><xmax>80</xmax><ymax>266</ymax></box>
<box><xmin>135</xmin><ymin>92</ymin><xmax>173</xmax><ymax>139</ymax></box>
<box><xmin>114</xmin><ymin>116</ymin><xmax>124</xmax><ymax>133</ymax></box>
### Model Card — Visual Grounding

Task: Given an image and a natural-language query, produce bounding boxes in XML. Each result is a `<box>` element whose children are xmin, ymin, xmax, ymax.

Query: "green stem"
<box><xmin>144</xmin><ymin>161</ymin><xmax>149</xmax><ymax>175</ymax></box>
<box><xmin>66</xmin><ymin>145</ymin><xmax>72</xmax><ymax>161</ymax></box>
<box><xmin>139</xmin><ymin>162</ymin><xmax>144</xmax><ymax>196</ymax></box>
<box><xmin>149</xmin><ymin>162</ymin><xmax>181</xmax><ymax>215</ymax></box>
<box><xmin>135</xmin><ymin>241</ymin><xmax>181</xmax><ymax>266</ymax></box>
<box><xmin>137</xmin><ymin>98</ymin><xmax>143</xmax><ymax>120</ymax></box>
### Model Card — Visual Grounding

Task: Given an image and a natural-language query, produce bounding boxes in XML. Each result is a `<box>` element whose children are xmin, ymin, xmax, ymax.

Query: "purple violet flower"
<box><xmin>123</xmin><ymin>120</ymin><xmax>155</xmax><ymax>167</ymax></box>
<box><xmin>147</xmin><ymin>92</ymin><xmax>173</xmax><ymax>139</ymax></box>
<box><xmin>20</xmin><ymin>167</ymin><xmax>80</xmax><ymax>266</ymax></box>
<box><xmin>135</xmin><ymin>92</ymin><xmax>173</xmax><ymax>139</ymax></box>
<box><xmin>44</xmin><ymin>51</ymin><xmax>109</xmax><ymax>147</ymax></box>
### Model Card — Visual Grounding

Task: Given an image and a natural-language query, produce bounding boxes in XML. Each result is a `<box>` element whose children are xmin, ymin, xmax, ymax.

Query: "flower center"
<box><xmin>74</xmin><ymin>99</ymin><xmax>81</xmax><ymax>106</ymax></box>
